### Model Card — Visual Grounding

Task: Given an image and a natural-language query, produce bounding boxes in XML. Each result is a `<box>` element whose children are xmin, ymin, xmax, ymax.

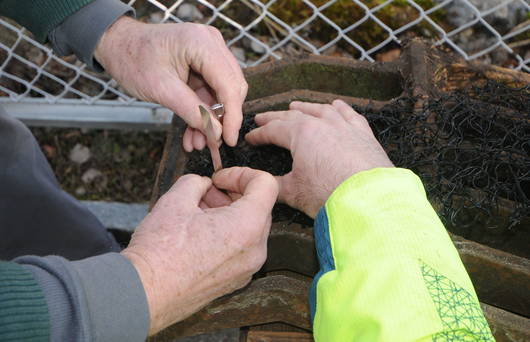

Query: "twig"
<box><xmin>508</xmin><ymin>38</ymin><xmax>530</xmax><ymax>49</ymax></box>
<box><xmin>239</xmin><ymin>0</ymin><xmax>314</xmax><ymax>53</ymax></box>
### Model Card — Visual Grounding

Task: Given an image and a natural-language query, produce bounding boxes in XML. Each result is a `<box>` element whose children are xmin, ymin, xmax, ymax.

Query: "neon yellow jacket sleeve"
<box><xmin>310</xmin><ymin>168</ymin><xmax>494</xmax><ymax>342</ymax></box>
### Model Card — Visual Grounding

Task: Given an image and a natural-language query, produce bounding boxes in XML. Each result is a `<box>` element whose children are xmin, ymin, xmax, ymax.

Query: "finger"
<box><xmin>192</xmin><ymin>129</ymin><xmax>207</xmax><ymax>150</ymax></box>
<box><xmin>210</xmin><ymin>26</ymin><xmax>248</xmax><ymax>146</ymax></box>
<box><xmin>195</xmin><ymin>86</ymin><xmax>216</xmax><ymax>106</ymax></box>
<box><xmin>188</xmin><ymin>73</ymin><xmax>218</xmax><ymax>108</ymax></box>
<box><xmin>199</xmin><ymin>201</ymin><xmax>209</xmax><ymax>210</ymax></box>
<box><xmin>164</xmin><ymin>174</ymin><xmax>212</xmax><ymax>210</ymax></box>
<box><xmin>332</xmin><ymin>99</ymin><xmax>371</xmax><ymax>130</ymax></box>
<box><xmin>253</xmin><ymin>110</ymin><xmax>302</xmax><ymax>126</ymax></box>
<box><xmin>214</xmin><ymin>82</ymin><xmax>244</xmax><ymax>148</ymax></box>
<box><xmin>260</xmin><ymin>214</ymin><xmax>273</xmax><ymax>242</ymax></box>
<box><xmin>245</xmin><ymin>120</ymin><xmax>292</xmax><ymax>149</ymax></box>
<box><xmin>289</xmin><ymin>101</ymin><xmax>339</xmax><ymax>120</ymax></box>
<box><xmin>332</xmin><ymin>99</ymin><xmax>358</xmax><ymax>122</ymax></box>
<box><xmin>202</xmin><ymin>186</ymin><xmax>232</xmax><ymax>208</ymax></box>
<box><xmin>192</xmin><ymin>33</ymin><xmax>246</xmax><ymax>147</ymax></box>
<box><xmin>188</xmin><ymin>72</ymin><xmax>209</xmax><ymax>92</ymax></box>
<box><xmin>157</xmin><ymin>75</ymin><xmax>212</xmax><ymax>131</ymax></box>
<box><xmin>227</xmin><ymin>191</ymin><xmax>242</xmax><ymax>202</ymax></box>
<box><xmin>209</xmin><ymin>27</ymin><xmax>244</xmax><ymax>81</ymax></box>
<box><xmin>183</xmin><ymin>126</ymin><xmax>194</xmax><ymax>152</ymax></box>
<box><xmin>212</xmin><ymin>167</ymin><xmax>278</xmax><ymax>214</ymax></box>
<box><xmin>165</xmin><ymin>80</ymin><xmax>221</xmax><ymax>142</ymax></box>
<box><xmin>189</xmin><ymin>73</ymin><xmax>224</xmax><ymax>142</ymax></box>
<box><xmin>274</xmin><ymin>173</ymin><xmax>293</xmax><ymax>205</ymax></box>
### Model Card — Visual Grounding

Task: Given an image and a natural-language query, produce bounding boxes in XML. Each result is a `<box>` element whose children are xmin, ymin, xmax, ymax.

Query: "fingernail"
<box><xmin>227</xmin><ymin>135</ymin><xmax>237</xmax><ymax>147</ymax></box>
<box><xmin>212</xmin><ymin>168</ymin><xmax>228</xmax><ymax>180</ymax></box>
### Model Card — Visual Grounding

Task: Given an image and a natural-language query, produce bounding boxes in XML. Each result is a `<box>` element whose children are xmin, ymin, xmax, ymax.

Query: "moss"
<box><xmin>260</xmin><ymin>0</ymin><xmax>447</xmax><ymax>54</ymax></box>
<box><xmin>246</xmin><ymin>63</ymin><xmax>403</xmax><ymax>101</ymax></box>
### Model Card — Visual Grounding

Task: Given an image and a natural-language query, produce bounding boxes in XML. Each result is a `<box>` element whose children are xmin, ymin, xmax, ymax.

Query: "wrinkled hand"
<box><xmin>121</xmin><ymin>167</ymin><xmax>278</xmax><ymax>335</ymax></box>
<box><xmin>95</xmin><ymin>16</ymin><xmax>247</xmax><ymax>151</ymax></box>
<box><xmin>245</xmin><ymin>100</ymin><xmax>393</xmax><ymax>218</ymax></box>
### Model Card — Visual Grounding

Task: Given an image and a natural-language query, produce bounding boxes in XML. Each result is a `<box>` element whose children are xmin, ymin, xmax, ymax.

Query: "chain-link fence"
<box><xmin>0</xmin><ymin>0</ymin><xmax>529</xmax><ymax>113</ymax></box>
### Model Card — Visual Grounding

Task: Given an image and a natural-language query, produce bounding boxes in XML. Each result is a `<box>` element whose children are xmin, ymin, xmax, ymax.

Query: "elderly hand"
<box><xmin>95</xmin><ymin>16</ymin><xmax>247</xmax><ymax>151</ymax></box>
<box><xmin>245</xmin><ymin>100</ymin><xmax>393</xmax><ymax>218</ymax></box>
<box><xmin>121</xmin><ymin>167</ymin><xmax>278</xmax><ymax>335</ymax></box>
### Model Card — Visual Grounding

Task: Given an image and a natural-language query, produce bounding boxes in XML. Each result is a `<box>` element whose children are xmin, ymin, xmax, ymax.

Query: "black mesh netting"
<box><xmin>185</xmin><ymin>81</ymin><xmax>530</xmax><ymax>257</ymax></box>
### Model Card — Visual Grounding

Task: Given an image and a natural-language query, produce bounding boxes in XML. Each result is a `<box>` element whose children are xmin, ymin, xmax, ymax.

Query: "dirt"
<box><xmin>185</xmin><ymin>114</ymin><xmax>314</xmax><ymax>227</ymax></box>
<box><xmin>30</xmin><ymin>121</ymin><xmax>314</xmax><ymax>227</ymax></box>
<box><xmin>31</xmin><ymin>127</ymin><xmax>166</xmax><ymax>203</ymax></box>
<box><xmin>30</xmin><ymin>80</ymin><xmax>530</xmax><ymax>255</ymax></box>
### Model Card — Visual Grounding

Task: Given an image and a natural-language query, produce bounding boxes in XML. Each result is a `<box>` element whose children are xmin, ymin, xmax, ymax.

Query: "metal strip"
<box><xmin>0</xmin><ymin>99</ymin><xmax>173</xmax><ymax>130</ymax></box>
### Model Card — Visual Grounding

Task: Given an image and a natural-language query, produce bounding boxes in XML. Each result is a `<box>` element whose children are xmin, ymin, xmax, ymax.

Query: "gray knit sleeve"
<box><xmin>48</xmin><ymin>0</ymin><xmax>135</xmax><ymax>71</ymax></box>
<box><xmin>16</xmin><ymin>253</ymin><xmax>149</xmax><ymax>342</ymax></box>
<box><xmin>0</xmin><ymin>261</ymin><xmax>50</xmax><ymax>341</ymax></box>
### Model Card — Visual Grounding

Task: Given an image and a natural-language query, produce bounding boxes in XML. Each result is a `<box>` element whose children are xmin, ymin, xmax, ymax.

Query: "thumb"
<box><xmin>274</xmin><ymin>172</ymin><xmax>293</xmax><ymax>206</ymax></box>
<box><xmin>164</xmin><ymin>174</ymin><xmax>212</xmax><ymax>211</ymax></box>
<box><xmin>212</xmin><ymin>167</ymin><xmax>278</xmax><ymax>214</ymax></box>
<box><xmin>157</xmin><ymin>76</ymin><xmax>222</xmax><ymax>139</ymax></box>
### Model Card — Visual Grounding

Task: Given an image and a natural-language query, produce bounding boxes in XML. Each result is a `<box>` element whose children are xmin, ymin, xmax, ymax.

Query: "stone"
<box><xmin>81</xmin><ymin>168</ymin><xmax>103</xmax><ymax>184</ymax></box>
<box><xmin>436</xmin><ymin>0</ymin><xmax>528</xmax><ymax>30</ymax></box>
<box><xmin>149</xmin><ymin>12</ymin><xmax>163</xmax><ymax>24</ymax></box>
<box><xmin>177</xmin><ymin>3</ymin><xmax>204</xmax><ymax>22</ymax></box>
<box><xmin>82</xmin><ymin>201</ymin><xmax>149</xmax><ymax>232</ymax></box>
<box><xmin>230</xmin><ymin>47</ymin><xmax>246</xmax><ymax>63</ymax></box>
<box><xmin>250</xmin><ymin>40</ymin><xmax>267</xmax><ymax>54</ymax></box>
<box><xmin>69</xmin><ymin>143</ymin><xmax>91</xmax><ymax>164</ymax></box>
<box><xmin>75</xmin><ymin>186</ymin><xmax>86</xmax><ymax>196</ymax></box>
<box><xmin>432</xmin><ymin>0</ymin><xmax>527</xmax><ymax>67</ymax></box>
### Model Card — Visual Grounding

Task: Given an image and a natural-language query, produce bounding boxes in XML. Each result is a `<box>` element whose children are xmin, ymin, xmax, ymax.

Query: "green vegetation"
<box><xmin>261</xmin><ymin>0</ymin><xmax>447</xmax><ymax>55</ymax></box>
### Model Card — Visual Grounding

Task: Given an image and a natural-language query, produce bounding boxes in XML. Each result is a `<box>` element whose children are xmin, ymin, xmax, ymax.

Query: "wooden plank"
<box><xmin>436</xmin><ymin>63</ymin><xmax>530</xmax><ymax>92</ymax></box>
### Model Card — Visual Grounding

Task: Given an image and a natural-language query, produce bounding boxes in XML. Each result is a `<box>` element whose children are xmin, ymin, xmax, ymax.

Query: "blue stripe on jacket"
<box><xmin>309</xmin><ymin>207</ymin><xmax>336</xmax><ymax>323</ymax></box>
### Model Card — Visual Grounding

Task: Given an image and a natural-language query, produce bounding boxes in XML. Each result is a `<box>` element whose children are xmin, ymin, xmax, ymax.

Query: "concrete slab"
<box><xmin>82</xmin><ymin>201</ymin><xmax>148</xmax><ymax>232</ymax></box>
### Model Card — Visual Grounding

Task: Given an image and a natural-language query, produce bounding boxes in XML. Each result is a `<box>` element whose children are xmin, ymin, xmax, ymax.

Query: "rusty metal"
<box><xmin>149</xmin><ymin>275</ymin><xmax>530</xmax><ymax>341</ymax></box>
<box><xmin>149</xmin><ymin>114</ymin><xmax>187</xmax><ymax>210</ymax></box>
<box><xmin>262</xmin><ymin>223</ymin><xmax>317</xmax><ymax>277</ymax></box>
<box><xmin>453</xmin><ymin>236</ymin><xmax>530</xmax><ymax>317</ymax></box>
<box><xmin>150</xmin><ymin>41</ymin><xmax>529</xmax><ymax>340</ymax></box>
<box><xmin>150</xmin><ymin>276</ymin><xmax>311</xmax><ymax>340</ymax></box>
<box><xmin>244</xmin><ymin>331</ymin><xmax>313</xmax><ymax>342</ymax></box>
<box><xmin>263</xmin><ymin>222</ymin><xmax>530</xmax><ymax>318</ymax></box>
<box><xmin>481</xmin><ymin>303</ymin><xmax>530</xmax><ymax>342</ymax></box>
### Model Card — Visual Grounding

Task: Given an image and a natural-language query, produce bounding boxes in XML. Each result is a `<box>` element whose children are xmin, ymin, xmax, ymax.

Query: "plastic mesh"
<box><xmin>364</xmin><ymin>83</ymin><xmax>529</xmax><ymax>250</ymax></box>
<box><xmin>185</xmin><ymin>81</ymin><xmax>530</xmax><ymax>257</ymax></box>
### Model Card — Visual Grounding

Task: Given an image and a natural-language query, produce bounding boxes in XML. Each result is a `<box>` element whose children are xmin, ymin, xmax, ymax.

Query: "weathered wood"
<box><xmin>436</xmin><ymin>63</ymin><xmax>530</xmax><ymax>92</ymax></box>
